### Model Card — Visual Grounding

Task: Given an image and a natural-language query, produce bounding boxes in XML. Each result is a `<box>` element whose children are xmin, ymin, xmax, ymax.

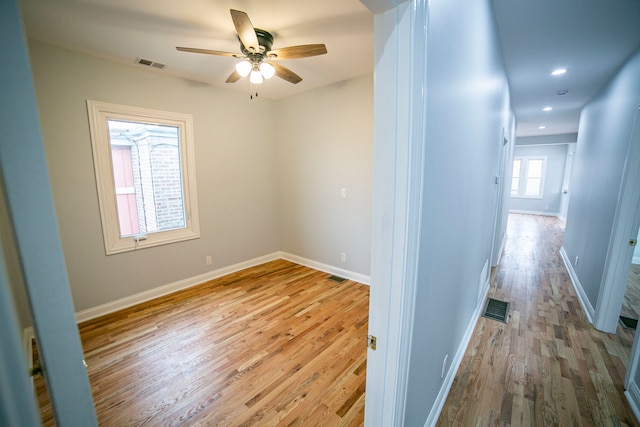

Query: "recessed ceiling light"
<box><xmin>538</xmin><ymin>125</ymin><xmax>546</xmax><ymax>129</ymax></box>
<box><xmin>543</xmin><ymin>107</ymin><xmax>553</xmax><ymax>111</ymax></box>
<box><xmin>551</xmin><ymin>68</ymin><xmax>567</xmax><ymax>76</ymax></box>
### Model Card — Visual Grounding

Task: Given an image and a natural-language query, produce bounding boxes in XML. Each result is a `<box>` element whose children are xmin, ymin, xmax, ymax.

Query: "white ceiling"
<box><xmin>20</xmin><ymin>0</ymin><xmax>374</xmax><ymax>101</ymax></box>
<box><xmin>492</xmin><ymin>0</ymin><xmax>640</xmax><ymax>137</ymax></box>
<box><xmin>20</xmin><ymin>0</ymin><xmax>640</xmax><ymax>138</ymax></box>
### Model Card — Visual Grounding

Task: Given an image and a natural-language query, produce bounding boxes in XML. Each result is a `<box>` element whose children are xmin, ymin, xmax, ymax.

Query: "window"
<box><xmin>87</xmin><ymin>100</ymin><xmax>199</xmax><ymax>254</ymax></box>
<box><xmin>511</xmin><ymin>156</ymin><xmax>546</xmax><ymax>198</ymax></box>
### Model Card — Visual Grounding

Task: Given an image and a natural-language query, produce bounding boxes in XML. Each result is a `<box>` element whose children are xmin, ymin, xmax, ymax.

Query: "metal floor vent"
<box><xmin>620</xmin><ymin>316</ymin><xmax>638</xmax><ymax>330</ymax></box>
<box><xmin>327</xmin><ymin>275</ymin><xmax>347</xmax><ymax>283</ymax></box>
<box><xmin>483</xmin><ymin>298</ymin><xmax>510</xmax><ymax>323</ymax></box>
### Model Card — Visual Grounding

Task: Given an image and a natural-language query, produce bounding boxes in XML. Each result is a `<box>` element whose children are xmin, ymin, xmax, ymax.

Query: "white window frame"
<box><xmin>511</xmin><ymin>156</ymin><xmax>546</xmax><ymax>199</ymax></box>
<box><xmin>87</xmin><ymin>100</ymin><xmax>200</xmax><ymax>255</ymax></box>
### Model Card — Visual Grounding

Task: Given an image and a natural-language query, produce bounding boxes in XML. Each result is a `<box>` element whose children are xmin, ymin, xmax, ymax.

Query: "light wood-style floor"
<box><xmin>35</xmin><ymin>214</ymin><xmax>640</xmax><ymax>426</ymax></box>
<box><xmin>35</xmin><ymin>260</ymin><xmax>369</xmax><ymax>426</ymax></box>
<box><xmin>437</xmin><ymin>214</ymin><xmax>639</xmax><ymax>426</ymax></box>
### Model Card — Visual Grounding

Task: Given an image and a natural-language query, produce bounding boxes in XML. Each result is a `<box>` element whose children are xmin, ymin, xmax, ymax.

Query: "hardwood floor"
<box><xmin>437</xmin><ymin>214</ymin><xmax>639</xmax><ymax>427</ymax></box>
<box><xmin>35</xmin><ymin>260</ymin><xmax>369</xmax><ymax>426</ymax></box>
<box><xmin>34</xmin><ymin>215</ymin><xmax>639</xmax><ymax>426</ymax></box>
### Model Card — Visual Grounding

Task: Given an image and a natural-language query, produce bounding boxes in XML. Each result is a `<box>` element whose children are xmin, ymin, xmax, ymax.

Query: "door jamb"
<box><xmin>594</xmin><ymin>106</ymin><xmax>640</xmax><ymax>333</ymax></box>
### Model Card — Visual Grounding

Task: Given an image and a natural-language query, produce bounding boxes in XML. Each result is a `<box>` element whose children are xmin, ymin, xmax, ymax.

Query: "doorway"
<box><xmin>619</xmin><ymin>227</ymin><xmax>640</xmax><ymax>329</ymax></box>
<box><xmin>594</xmin><ymin>106</ymin><xmax>640</xmax><ymax>334</ymax></box>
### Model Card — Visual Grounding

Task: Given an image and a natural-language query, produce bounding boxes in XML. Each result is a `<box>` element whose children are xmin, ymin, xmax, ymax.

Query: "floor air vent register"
<box><xmin>619</xmin><ymin>316</ymin><xmax>638</xmax><ymax>330</ymax></box>
<box><xmin>327</xmin><ymin>275</ymin><xmax>347</xmax><ymax>283</ymax></box>
<box><xmin>483</xmin><ymin>297</ymin><xmax>510</xmax><ymax>323</ymax></box>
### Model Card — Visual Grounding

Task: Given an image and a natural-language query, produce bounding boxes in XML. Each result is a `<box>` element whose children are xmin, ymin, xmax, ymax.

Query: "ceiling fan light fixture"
<box><xmin>250</xmin><ymin>69</ymin><xmax>264</xmax><ymax>84</ymax></box>
<box><xmin>260</xmin><ymin>62</ymin><xmax>275</xmax><ymax>79</ymax></box>
<box><xmin>235</xmin><ymin>60</ymin><xmax>252</xmax><ymax>77</ymax></box>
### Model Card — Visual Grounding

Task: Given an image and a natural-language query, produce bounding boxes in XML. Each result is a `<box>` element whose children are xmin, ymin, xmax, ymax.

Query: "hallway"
<box><xmin>437</xmin><ymin>213</ymin><xmax>638</xmax><ymax>426</ymax></box>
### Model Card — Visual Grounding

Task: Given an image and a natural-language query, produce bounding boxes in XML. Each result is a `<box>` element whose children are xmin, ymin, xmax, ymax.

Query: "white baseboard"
<box><xmin>23</xmin><ymin>252</ymin><xmax>369</xmax><ymax>362</ymax></box>
<box><xmin>560</xmin><ymin>246</ymin><xmax>595</xmax><ymax>324</ymax></box>
<box><xmin>509</xmin><ymin>209</ymin><xmax>561</xmax><ymax>218</ymax></box>
<box><xmin>626</xmin><ymin>381</ymin><xmax>640</xmax><ymax>422</ymax></box>
<box><xmin>278</xmin><ymin>252</ymin><xmax>371</xmax><ymax>285</ymax></box>
<box><xmin>74</xmin><ymin>252</ymin><xmax>282</xmax><ymax>323</ymax></box>
<box><xmin>424</xmin><ymin>274</ymin><xmax>491</xmax><ymax>426</ymax></box>
<box><xmin>633</xmin><ymin>256</ymin><xmax>640</xmax><ymax>265</ymax></box>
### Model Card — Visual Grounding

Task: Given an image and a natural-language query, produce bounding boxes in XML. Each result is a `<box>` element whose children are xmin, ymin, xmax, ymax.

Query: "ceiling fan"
<box><xmin>176</xmin><ymin>9</ymin><xmax>327</xmax><ymax>86</ymax></box>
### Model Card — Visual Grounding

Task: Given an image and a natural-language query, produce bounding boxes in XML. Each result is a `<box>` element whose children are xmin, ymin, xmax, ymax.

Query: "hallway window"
<box><xmin>511</xmin><ymin>156</ymin><xmax>546</xmax><ymax>198</ymax></box>
<box><xmin>87</xmin><ymin>100</ymin><xmax>200</xmax><ymax>254</ymax></box>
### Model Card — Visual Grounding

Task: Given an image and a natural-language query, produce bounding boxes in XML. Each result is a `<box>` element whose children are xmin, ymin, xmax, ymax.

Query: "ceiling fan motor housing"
<box><xmin>239</xmin><ymin>28</ymin><xmax>274</xmax><ymax>57</ymax></box>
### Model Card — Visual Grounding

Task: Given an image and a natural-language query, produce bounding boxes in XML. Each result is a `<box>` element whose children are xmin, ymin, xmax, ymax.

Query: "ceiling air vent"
<box><xmin>135</xmin><ymin>57</ymin><xmax>166</xmax><ymax>70</ymax></box>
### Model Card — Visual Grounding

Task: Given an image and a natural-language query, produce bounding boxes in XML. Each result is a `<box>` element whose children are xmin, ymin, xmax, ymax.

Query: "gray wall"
<box><xmin>277</xmin><ymin>76</ymin><xmax>373</xmax><ymax>274</ymax></box>
<box><xmin>28</xmin><ymin>40</ymin><xmax>280</xmax><ymax>312</ymax></box>
<box><xmin>509</xmin><ymin>143</ymin><xmax>569</xmax><ymax>215</ymax></box>
<box><xmin>404</xmin><ymin>0</ymin><xmax>513</xmax><ymax>424</ymax></box>
<box><xmin>18</xmin><ymin>40</ymin><xmax>373</xmax><ymax>320</ymax></box>
<box><xmin>562</xmin><ymin>48</ymin><xmax>640</xmax><ymax>312</ymax></box>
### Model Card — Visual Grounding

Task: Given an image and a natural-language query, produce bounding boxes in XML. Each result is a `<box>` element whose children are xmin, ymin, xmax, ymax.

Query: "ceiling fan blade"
<box><xmin>225</xmin><ymin>70</ymin><xmax>242</xmax><ymax>83</ymax></box>
<box><xmin>176</xmin><ymin>47</ymin><xmax>241</xmax><ymax>57</ymax></box>
<box><xmin>272</xmin><ymin>62</ymin><xmax>302</xmax><ymax>84</ymax></box>
<box><xmin>230</xmin><ymin>9</ymin><xmax>259</xmax><ymax>53</ymax></box>
<box><xmin>269</xmin><ymin>44</ymin><xmax>327</xmax><ymax>60</ymax></box>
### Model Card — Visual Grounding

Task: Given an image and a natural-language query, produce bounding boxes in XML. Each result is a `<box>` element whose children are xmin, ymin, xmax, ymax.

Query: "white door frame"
<box><xmin>1</xmin><ymin>2</ymin><xmax>98</xmax><ymax>424</ymax></box>
<box><xmin>490</xmin><ymin>127</ymin><xmax>510</xmax><ymax>269</ymax></box>
<box><xmin>363</xmin><ymin>0</ymin><xmax>427</xmax><ymax>425</ymax></box>
<box><xmin>594</xmin><ymin>106</ymin><xmax>640</xmax><ymax>333</ymax></box>
<box><xmin>0</xmin><ymin>247</ymin><xmax>41</xmax><ymax>426</ymax></box>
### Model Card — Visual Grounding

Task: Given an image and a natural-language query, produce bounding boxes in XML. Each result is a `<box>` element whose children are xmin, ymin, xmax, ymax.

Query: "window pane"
<box><xmin>512</xmin><ymin>159</ymin><xmax>521</xmax><ymax>178</ymax></box>
<box><xmin>108</xmin><ymin>120</ymin><xmax>185</xmax><ymax>237</ymax></box>
<box><xmin>527</xmin><ymin>159</ymin><xmax>543</xmax><ymax>178</ymax></box>
<box><xmin>511</xmin><ymin>177</ymin><xmax>519</xmax><ymax>195</ymax></box>
<box><xmin>525</xmin><ymin>178</ymin><xmax>541</xmax><ymax>196</ymax></box>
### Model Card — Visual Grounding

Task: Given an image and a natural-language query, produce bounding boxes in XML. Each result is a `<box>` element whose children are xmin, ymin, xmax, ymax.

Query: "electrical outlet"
<box><xmin>341</xmin><ymin>252</ymin><xmax>347</xmax><ymax>263</ymax></box>
<box><xmin>442</xmin><ymin>354</ymin><xmax>448</xmax><ymax>378</ymax></box>
<box><xmin>206</xmin><ymin>255</ymin><xmax>212</xmax><ymax>266</ymax></box>
<box><xmin>341</xmin><ymin>188</ymin><xmax>347</xmax><ymax>198</ymax></box>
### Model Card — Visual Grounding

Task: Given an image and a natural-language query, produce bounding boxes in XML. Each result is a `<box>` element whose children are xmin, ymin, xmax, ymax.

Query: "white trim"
<box><xmin>509</xmin><ymin>209</ymin><xmax>560</xmax><ymax>217</ymax></box>
<box><xmin>477</xmin><ymin>260</ymin><xmax>491</xmax><ymax>307</ymax></box>
<box><xmin>493</xmin><ymin>233</ymin><xmax>507</xmax><ymax>267</ymax></box>
<box><xmin>23</xmin><ymin>327</ymin><xmax>35</xmax><ymax>371</ymax></box>
<box><xmin>278</xmin><ymin>252</ymin><xmax>370</xmax><ymax>285</ymax></box>
<box><xmin>511</xmin><ymin>156</ymin><xmax>547</xmax><ymax>199</ymax></box>
<box><xmin>594</xmin><ymin>106</ymin><xmax>640</xmax><ymax>333</ymax></box>
<box><xmin>22</xmin><ymin>326</ymin><xmax>37</xmax><ymax>394</ymax></box>
<box><xmin>625</xmin><ymin>382</ymin><xmax>640</xmax><ymax>423</ymax></box>
<box><xmin>74</xmin><ymin>252</ymin><xmax>279</xmax><ymax>323</ymax></box>
<box><xmin>560</xmin><ymin>247</ymin><xmax>595</xmax><ymax>324</ymax></box>
<box><xmin>625</xmin><ymin>309</ymin><xmax>640</xmax><ymax>427</ymax></box>
<box><xmin>87</xmin><ymin>100</ymin><xmax>200</xmax><ymax>255</ymax></box>
<box><xmin>424</xmin><ymin>274</ymin><xmax>490</xmax><ymax>426</ymax></box>
<box><xmin>364</xmin><ymin>3</ymin><xmax>424</xmax><ymax>426</ymax></box>
<box><xmin>633</xmin><ymin>256</ymin><xmax>640</xmax><ymax>265</ymax></box>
